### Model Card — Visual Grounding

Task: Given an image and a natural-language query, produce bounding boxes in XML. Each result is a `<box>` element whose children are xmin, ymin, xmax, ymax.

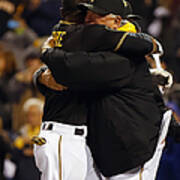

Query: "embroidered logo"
<box><xmin>122</xmin><ymin>0</ymin><xmax>128</xmax><ymax>7</ymax></box>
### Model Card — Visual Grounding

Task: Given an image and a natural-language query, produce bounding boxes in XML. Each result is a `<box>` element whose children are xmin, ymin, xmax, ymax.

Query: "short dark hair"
<box><xmin>60</xmin><ymin>0</ymin><xmax>88</xmax><ymax>23</ymax></box>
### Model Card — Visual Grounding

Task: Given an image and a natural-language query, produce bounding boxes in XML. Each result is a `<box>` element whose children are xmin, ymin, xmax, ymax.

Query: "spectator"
<box><xmin>10</xmin><ymin>98</ymin><xmax>43</xmax><ymax>180</ymax></box>
<box><xmin>0</xmin><ymin>0</ymin><xmax>16</xmax><ymax>37</ymax></box>
<box><xmin>23</xmin><ymin>0</ymin><xmax>61</xmax><ymax>36</ymax></box>
<box><xmin>0</xmin><ymin>130</ymin><xmax>12</xmax><ymax>180</ymax></box>
<box><xmin>9</xmin><ymin>52</ymin><xmax>43</xmax><ymax>102</ymax></box>
<box><xmin>0</xmin><ymin>2</ymin><xmax>39</xmax><ymax>70</ymax></box>
<box><xmin>0</xmin><ymin>50</ymin><xmax>18</xmax><ymax>130</ymax></box>
<box><xmin>147</xmin><ymin>4</ymin><xmax>173</xmax><ymax>69</ymax></box>
<box><xmin>13</xmin><ymin>98</ymin><xmax>43</xmax><ymax>151</ymax></box>
<box><xmin>169</xmin><ymin>7</ymin><xmax>180</xmax><ymax>83</ymax></box>
<box><xmin>148</xmin><ymin>6</ymin><xmax>171</xmax><ymax>38</ymax></box>
<box><xmin>17</xmin><ymin>97</ymin><xmax>43</xmax><ymax>139</ymax></box>
<box><xmin>130</xmin><ymin>0</ymin><xmax>157</xmax><ymax>31</ymax></box>
<box><xmin>8</xmin><ymin>52</ymin><xmax>44</xmax><ymax>131</ymax></box>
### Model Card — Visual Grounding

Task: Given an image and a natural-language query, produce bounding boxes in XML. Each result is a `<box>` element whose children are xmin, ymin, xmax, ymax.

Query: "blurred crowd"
<box><xmin>0</xmin><ymin>0</ymin><xmax>179</xmax><ymax>179</ymax></box>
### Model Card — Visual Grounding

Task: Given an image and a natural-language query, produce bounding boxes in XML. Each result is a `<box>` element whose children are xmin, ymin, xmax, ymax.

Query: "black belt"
<box><xmin>42</xmin><ymin>123</ymin><xmax>84</xmax><ymax>136</ymax></box>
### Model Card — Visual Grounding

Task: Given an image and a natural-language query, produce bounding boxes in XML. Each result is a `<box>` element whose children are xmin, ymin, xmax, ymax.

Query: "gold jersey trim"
<box><xmin>60</xmin><ymin>20</ymin><xmax>76</xmax><ymax>25</ymax></box>
<box><xmin>114</xmin><ymin>32</ymin><xmax>129</xmax><ymax>51</ymax></box>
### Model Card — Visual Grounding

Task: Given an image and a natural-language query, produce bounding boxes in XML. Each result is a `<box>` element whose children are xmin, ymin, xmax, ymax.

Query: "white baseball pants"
<box><xmin>34</xmin><ymin>122</ymin><xmax>99</xmax><ymax>180</ymax></box>
<box><xmin>102</xmin><ymin>110</ymin><xmax>172</xmax><ymax>180</ymax></box>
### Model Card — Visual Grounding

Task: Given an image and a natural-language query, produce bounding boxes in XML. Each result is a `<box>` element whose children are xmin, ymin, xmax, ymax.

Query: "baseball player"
<box><xmin>33</xmin><ymin>1</ymin><xmax>135</xmax><ymax>179</ymax></box>
<box><xmin>34</xmin><ymin>0</ymin><xmax>171</xmax><ymax>180</ymax></box>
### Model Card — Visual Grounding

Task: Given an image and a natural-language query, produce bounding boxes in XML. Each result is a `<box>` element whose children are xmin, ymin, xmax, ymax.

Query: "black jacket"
<box><xmin>41</xmin><ymin>50</ymin><xmax>163</xmax><ymax>176</ymax></box>
<box><xmin>39</xmin><ymin>22</ymin><xmax>163</xmax><ymax>176</ymax></box>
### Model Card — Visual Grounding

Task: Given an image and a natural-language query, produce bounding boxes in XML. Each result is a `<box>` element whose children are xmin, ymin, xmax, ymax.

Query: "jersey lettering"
<box><xmin>52</xmin><ymin>31</ymin><xmax>67</xmax><ymax>47</ymax></box>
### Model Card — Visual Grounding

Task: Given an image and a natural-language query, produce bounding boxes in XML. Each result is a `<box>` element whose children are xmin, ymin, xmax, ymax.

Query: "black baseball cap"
<box><xmin>61</xmin><ymin>0</ymin><xmax>78</xmax><ymax>12</ymax></box>
<box><xmin>78</xmin><ymin>0</ymin><xmax>141</xmax><ymax>19</ymax></box>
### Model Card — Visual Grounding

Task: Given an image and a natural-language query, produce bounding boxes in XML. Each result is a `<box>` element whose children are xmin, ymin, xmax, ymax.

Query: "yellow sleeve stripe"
<box><xmin>114</xmin><ymin>32</ymin><xmax>129</xmax><ymax>51</ymax></box>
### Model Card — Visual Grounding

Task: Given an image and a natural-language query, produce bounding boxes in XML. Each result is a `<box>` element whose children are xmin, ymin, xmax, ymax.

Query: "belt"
<box><xmin>42</xmin><ymin>122</ymin><xmax>85</xmax><ymax>136</ymax></box>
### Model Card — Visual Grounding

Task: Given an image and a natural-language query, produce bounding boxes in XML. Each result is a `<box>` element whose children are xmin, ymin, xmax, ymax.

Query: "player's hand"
<box><xmin>150</xmin><ymin>68</ymin><xmax>173</xmax><ymax>89</ymax></box>
<box><xmin>38</xmin><ymin>69</ymin><xmax>68</xmax><ymax>91</ymax></box>
<box><xmin>41</xmin><ymin>36</ymin><xmax>55</xmax><ymax>53</ymax></box>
